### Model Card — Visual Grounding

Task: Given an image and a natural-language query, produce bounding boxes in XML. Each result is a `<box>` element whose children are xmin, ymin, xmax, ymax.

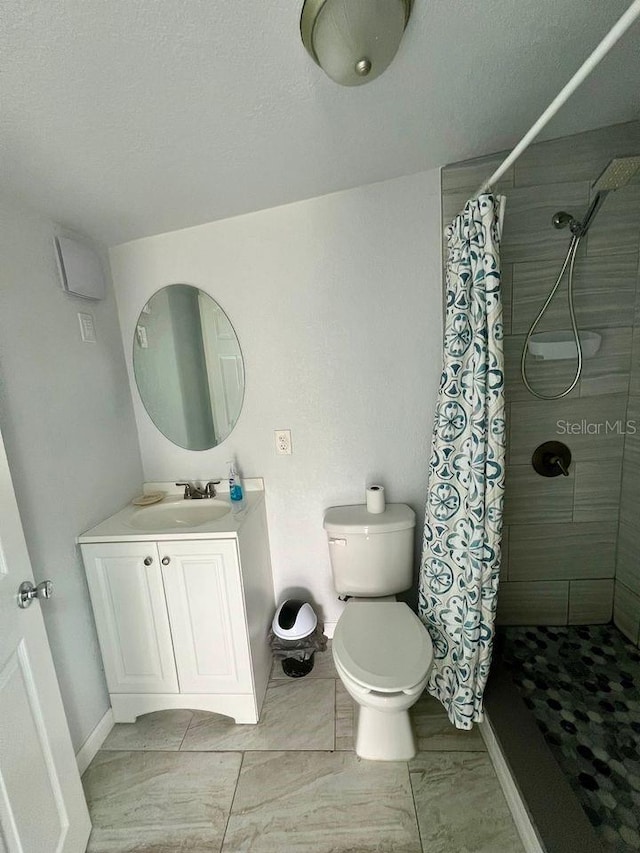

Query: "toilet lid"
<box><xmin>333</xmin><ymin>602</ymin><xmax>433</xmax><ymax>692</ymax></box>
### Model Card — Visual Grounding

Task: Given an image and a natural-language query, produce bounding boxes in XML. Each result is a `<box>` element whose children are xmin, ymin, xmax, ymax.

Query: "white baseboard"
<box><xmin>323</xmin><ymin>621</ymin><xmax>336</xmax><ymax>639</ymax></box>
<box><xmin>480</xmin><ymin>715</ymin><xmax>544</xmax><ymax>853</ymax></box>
<box><xmin>76</xmin><ymin>707</ymin><xmax>114</xmax><ymax>776</ymax></box>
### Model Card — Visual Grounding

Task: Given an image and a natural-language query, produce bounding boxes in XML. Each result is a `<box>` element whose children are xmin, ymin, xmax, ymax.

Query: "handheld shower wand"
<box><xmin>521</xmin><ymin>156</ymin><xmax>640</xmax><ymax>401</ymax></box>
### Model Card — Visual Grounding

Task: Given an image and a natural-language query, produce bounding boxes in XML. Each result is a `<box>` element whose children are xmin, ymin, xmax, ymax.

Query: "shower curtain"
<box><xmin>418</xmin><ymin>192</ymin><xmax>506</xmax><ymax>730</ymax></box>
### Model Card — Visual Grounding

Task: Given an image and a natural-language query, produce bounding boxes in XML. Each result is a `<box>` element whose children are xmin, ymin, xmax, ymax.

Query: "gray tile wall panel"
<box><xmin>586</xmin><ymin>182</ymin><xmax>640</xmax><ymax>257</ymax></box>
<box><xmin>613</xmin><ymin>581</ymin><xmax>640</xmax><ymax>644</ymax></box>
<box><xmin>497</xmin><ymin>581</ymin><xmax>569</xmax><ymax>625</ymax></box>
<box><xmin>508</xmin><ymin>522</ymin><xmax>617</xmax><ymax>582</ymax></box>
<box><xmin>616</xmin><ymin>521</ymin><xmax>640</xmax><ymax>596</ymax></box>
<box><xmin>573</xmin><ymin>460</ymin><xmax>622</xmax><ymax>523</ymax></box>
<box><xmin>441</xmin><ymin>150</ymin><xmax>512</xmax><ymax>194</ymax></box>
<box><xmin>578</xmin><ymin>327</ymin><xmax>632</xmax><ymax>397</ymax></box>
<box><xmin>501</xmin><ymin>182</ymin><xmax>590</xmax><ymax>263</ymax></box>
<box><xmin>504</xmin><ymin>466</ymin><xmax>574</xmax><ymax>524</ymax></box>
<box><xmin>511</xmin><ymin>252</ymin><xmax>638</xmax><ymax>334</ymax></box>
<box><xmin>508</xmin><ymin>395</ymin><xmax>627</xmax><ymax>465</ymax></box>
<box><xmin>514</xmin><ymin>121</ymin><xmax>640</xmax><ymax>188</ymax></box>
<box><xmin>568</xmin><ymin>579</ymin><xmax>614</xmax><ymax>625</ymax></box>
<box><xmin>504</xmin><ymin>335</ymin><xmax>582</xmax><ymax>402</ymax></box>
<box><xmin>630</xmin><ymin>326</ymin><xmax>640</xmax><ymax>397</ymax></box>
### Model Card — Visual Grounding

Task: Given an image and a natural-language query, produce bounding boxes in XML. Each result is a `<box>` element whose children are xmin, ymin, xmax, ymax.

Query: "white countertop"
<box><xmin>77</xmin><ymin>489</ymin><xmax>264</xmax><ymax>544</ymax></box>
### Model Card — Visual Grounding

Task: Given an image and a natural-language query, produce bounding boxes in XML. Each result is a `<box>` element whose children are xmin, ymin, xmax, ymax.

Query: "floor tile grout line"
<box><xmin>220</xmin><ymin>750</ymin><xmax>245</xmax><ymax>853</ymax></box>
<box><xmin>96</xmin><ymin>747</ymin><xmax>247</xmax><ymax>756</ymax></box>
<box><xmin>177</xmin><ymin>710</ymin><xmax>194</xmax><ymax>752</ymax></box>
<box><xmin>270</xmin><ymin>675</ymin><xmax>337</xmax><ymax>681</ymax></box>
<box><xmin>333</xmin><ymin>678</ymin><xmax>337</xmax><ymax>751</ymax></box>
<box><xmin>407</xmin><ymin>761</ymin><xmax>425</xmax><ymax>853</ymax></box>
<box><xmin>100</xmin><ymin>746</ymin><xmax>190</xmax><ymax>753</ymax></box>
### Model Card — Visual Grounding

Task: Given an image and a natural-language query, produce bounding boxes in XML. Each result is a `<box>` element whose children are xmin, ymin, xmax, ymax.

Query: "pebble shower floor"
<box><xmin>502</xmin><ymin>624</ymin><xmax>640</xmax><ymax>852</ymax></box>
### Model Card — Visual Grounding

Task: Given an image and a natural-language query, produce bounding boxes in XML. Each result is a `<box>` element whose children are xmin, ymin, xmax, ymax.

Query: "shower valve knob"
<box><xmin>532</xmin><ymin>441</ymin><xmax>572</xmax><ymax>478</ymax></box>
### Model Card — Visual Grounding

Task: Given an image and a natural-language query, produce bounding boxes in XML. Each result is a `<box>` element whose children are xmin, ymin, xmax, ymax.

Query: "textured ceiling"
<box><xmin>1</xmin><ymin>0</ymin><xmax>639</xmax><ymax>245</ymax></box>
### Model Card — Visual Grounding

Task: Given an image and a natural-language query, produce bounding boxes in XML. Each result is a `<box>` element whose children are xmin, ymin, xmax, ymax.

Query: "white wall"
<box><xmin>110</xmin><ymin>170</ymin><xmax>443</xmax><ymax>627</ymax></box>
<box><xmin>0</xmin><ymin>197</ymin><xmax>144</xmax><ymax>750</ymax></box>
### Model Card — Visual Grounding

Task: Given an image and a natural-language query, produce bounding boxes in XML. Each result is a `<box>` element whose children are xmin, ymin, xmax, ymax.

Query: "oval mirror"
<box><xmin>133</xmin><ymin>285</ymin><xmax>244</xmax><ymax>450</ymax></box>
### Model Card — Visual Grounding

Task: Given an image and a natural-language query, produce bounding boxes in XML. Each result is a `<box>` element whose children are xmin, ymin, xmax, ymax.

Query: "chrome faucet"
<box><xmin>176</xmin><ymin>481</ymin><xmax>221</xmax><ymax>499</ymax></box>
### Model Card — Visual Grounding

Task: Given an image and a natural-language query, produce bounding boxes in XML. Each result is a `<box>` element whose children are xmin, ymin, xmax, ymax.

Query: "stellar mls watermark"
<box><xmin>557</xmin><ymin>419</ymin><xmax>637</xmax><ymax>436</ymax></box>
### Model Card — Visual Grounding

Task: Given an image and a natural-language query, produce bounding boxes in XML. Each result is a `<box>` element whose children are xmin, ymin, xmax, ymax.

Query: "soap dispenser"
<box><xmin>227</xmin><ymin>460</ymin><xmax>245</xmax><ymax>512</ymax></box>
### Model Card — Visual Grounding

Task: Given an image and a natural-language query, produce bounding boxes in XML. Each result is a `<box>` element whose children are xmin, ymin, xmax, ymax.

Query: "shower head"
<box><xmin>552</xmin><ymin>155</ymin><xmax>640</xmax><ymax>238</ymax></box>
<box><xmin>571</xmin><ymin>155</ymin><xmax>640</xmax><ymax>237</ymax></box>
<box><xmin>592</xmin><ymin>156</ymin><xmax>640</xmax><ymax>192</ymax></box>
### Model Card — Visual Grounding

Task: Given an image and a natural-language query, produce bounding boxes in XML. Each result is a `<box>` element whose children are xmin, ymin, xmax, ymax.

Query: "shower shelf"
<box><xmin>528</xmin><ymin>330</ymin><xmax>601</xmax><ymax>361</ymax></box>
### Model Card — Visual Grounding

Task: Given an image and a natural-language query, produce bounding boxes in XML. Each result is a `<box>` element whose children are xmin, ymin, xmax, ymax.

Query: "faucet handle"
<box><xmin>176</xmin><ymin>482</ymin><xmax>193</xmax><ymax>499</ymax></box>
<box><xmin>550</xmin><ymin>455</ymin><xmax>570</xmax><ymax>477</ymax></box>
<box><xmin>205</xmin><ymin>480</ymin><xmax>221</xmax><ymax>497</ymax></box>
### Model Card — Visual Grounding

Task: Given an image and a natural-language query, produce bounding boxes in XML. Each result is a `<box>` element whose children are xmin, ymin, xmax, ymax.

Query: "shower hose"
<box><xmin>520</xmin><ymin>233</ymin><xmax>583</xmax><ymax>400</ymax></box>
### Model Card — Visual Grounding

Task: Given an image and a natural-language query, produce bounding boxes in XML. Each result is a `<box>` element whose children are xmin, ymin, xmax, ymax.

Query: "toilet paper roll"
<box><xmin>366</xmin><ymin>485</ymin><xmax>385</xmax><ymax>514</ymax></box>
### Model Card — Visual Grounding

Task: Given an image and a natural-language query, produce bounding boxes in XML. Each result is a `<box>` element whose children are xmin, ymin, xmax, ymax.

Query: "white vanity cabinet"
<box><xmin>79</xmin><ymin>491</ymin><xmax>274</xmax><ymax>725</ymax></box>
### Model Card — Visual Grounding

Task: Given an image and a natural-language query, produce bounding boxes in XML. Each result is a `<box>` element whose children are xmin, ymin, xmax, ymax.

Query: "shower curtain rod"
<box><xmin>477</xmin><ymin>0</ymin><xmax>640</xmax><ymax>195</ymax></box>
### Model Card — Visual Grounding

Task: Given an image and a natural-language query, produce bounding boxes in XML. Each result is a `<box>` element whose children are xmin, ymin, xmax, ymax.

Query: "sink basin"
<box><xmin>127</xmin><ymin>500</ymin><xmax>231</xmax><ymax>531</ymax></box>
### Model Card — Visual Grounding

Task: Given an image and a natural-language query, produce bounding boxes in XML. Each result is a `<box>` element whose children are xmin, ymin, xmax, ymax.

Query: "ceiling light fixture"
<box><xmin>300</xmin><ymin>0</ymin><xmax>412</xmax><ymax>87</ymax></box>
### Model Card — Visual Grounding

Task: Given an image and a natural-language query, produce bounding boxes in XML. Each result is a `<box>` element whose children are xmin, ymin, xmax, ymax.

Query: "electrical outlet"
<box><xmin>274</xmin><ymin>429</ymin><xmax>292</xmax><ymax>455</ymax></box>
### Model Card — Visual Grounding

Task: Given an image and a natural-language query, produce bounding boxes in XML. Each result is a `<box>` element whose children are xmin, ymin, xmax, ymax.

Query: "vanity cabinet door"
<box><xmin>81</xmin><ymin>543</ymin><xmax>179</xmax><ymax>694</ymax></box>
<box><xmin>159</xmin><ymin>540</ymin><xmax>253</xmax><ymax>695</ymax></box>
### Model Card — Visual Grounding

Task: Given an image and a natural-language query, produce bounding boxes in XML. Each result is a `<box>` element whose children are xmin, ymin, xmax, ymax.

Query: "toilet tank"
<box><xmin>323</xmin><ymin>504</ymin><xmax>416</xmax><ymax>596</ymax></box>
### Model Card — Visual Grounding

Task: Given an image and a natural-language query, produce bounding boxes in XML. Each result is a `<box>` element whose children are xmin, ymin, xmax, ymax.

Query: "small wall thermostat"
<box><xmin>78</xmin><ymin>312</ymin><xmax>97</xmax><ymax>343</ymax></box>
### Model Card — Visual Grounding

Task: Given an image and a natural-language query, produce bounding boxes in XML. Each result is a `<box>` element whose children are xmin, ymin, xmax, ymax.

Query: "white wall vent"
<box><xmin>54</xmin><ymin>234</ymin><xmax>105</xmax><ymax>300</ymax></box>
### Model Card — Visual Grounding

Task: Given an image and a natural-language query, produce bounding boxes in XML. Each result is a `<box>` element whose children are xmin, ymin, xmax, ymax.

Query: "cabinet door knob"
<box><xmin>161</xmin><ymin>556</ymin><xmax>170</xmax><ymax>565</ymax></box>
<box><xmin>143</xmin><ymin>557</ymin><xmax>153</xmax><ymax>566</ymax></box>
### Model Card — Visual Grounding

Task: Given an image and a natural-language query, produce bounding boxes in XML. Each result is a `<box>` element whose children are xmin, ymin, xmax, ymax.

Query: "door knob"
<box><xmin>161</xmin><ymin>557</ymin><xmax>170</xmax><ymax>565</ymax></box>
<box><xmin>144</xmin><ymin>556</ymin><xmax>153</xmax><ymax>566</ymax></box>
<box><xmin>17</xmin><ymin>580</ymin><xmax>53</xmax><ymax>609</ymax></box>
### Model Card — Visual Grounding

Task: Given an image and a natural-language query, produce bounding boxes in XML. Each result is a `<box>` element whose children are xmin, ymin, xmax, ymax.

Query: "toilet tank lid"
<box><xmin>323</xmin><ymin>504</ymin><xmax>415</xmax><ymax>535</ymax></box>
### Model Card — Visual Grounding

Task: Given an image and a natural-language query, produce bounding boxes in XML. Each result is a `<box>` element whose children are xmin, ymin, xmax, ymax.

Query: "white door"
<box><xmin>81</xmin><ymin>543</ymin><xmax>178</xmax><ymax>696</ymax></box>
<box><xmin>198</xmin><ymin>294</ymin><xmax>244</xmax><ymax>440</ymax></box>
<box><xmin>0</xmin><ymin>428</ymin><xmax>91</xmax><ymax>852</ymax></box>
<box><xmin>159</xmin><ymin>540</ymin><xmax>253</xmax><ymax>695</ymax></box>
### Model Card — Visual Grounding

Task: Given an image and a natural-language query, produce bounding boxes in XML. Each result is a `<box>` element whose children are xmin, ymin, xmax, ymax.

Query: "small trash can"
<box><xmin>269</xmin><ymin>599</ymin><xmax>327</xmax><ymax>677</ymax></box>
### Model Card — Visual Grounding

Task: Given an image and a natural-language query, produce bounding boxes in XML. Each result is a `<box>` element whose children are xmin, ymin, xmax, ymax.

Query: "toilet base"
<box><xmin>354</xmin><ymin>705</ymin><xmax>416</xmax><ymax>761</ymax></box>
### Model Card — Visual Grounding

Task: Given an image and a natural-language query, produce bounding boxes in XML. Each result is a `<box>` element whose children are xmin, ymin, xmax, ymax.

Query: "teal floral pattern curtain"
<box><xmin>418</xmin><ymin>193</ymin><xmax>506</xmax><ymax>730</ymax></box>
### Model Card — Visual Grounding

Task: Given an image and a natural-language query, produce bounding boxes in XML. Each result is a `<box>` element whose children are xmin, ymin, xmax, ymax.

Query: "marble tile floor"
<box><xmin>83</xmin><ymin>651</ymin><xmax>524</xmax><ymax>853</ymax></box>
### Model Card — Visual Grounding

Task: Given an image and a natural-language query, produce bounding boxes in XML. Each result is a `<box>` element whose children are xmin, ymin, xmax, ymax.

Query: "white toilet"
<box><xmin>324</xmin><ymin>503</ymin><xmax>433</xmax><ymax>761</ymax></box>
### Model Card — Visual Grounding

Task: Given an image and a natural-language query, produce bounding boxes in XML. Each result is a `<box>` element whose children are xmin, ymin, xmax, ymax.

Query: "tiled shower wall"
<box><xmin>441</xmin><ymin>120</ymin><xmax>640</xmax><ymax>635</ymax></box>
<box><xmin>616</xmin><ymin>328</ymin><xmax>640</xmax><ymax>644</ymax></box>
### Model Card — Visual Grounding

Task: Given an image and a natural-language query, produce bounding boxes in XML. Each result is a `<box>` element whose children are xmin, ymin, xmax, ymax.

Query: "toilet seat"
<box><xmin>333</xmin><ymin>601</ymin><xmax>432</xmax><ymax>693</ymax></box>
